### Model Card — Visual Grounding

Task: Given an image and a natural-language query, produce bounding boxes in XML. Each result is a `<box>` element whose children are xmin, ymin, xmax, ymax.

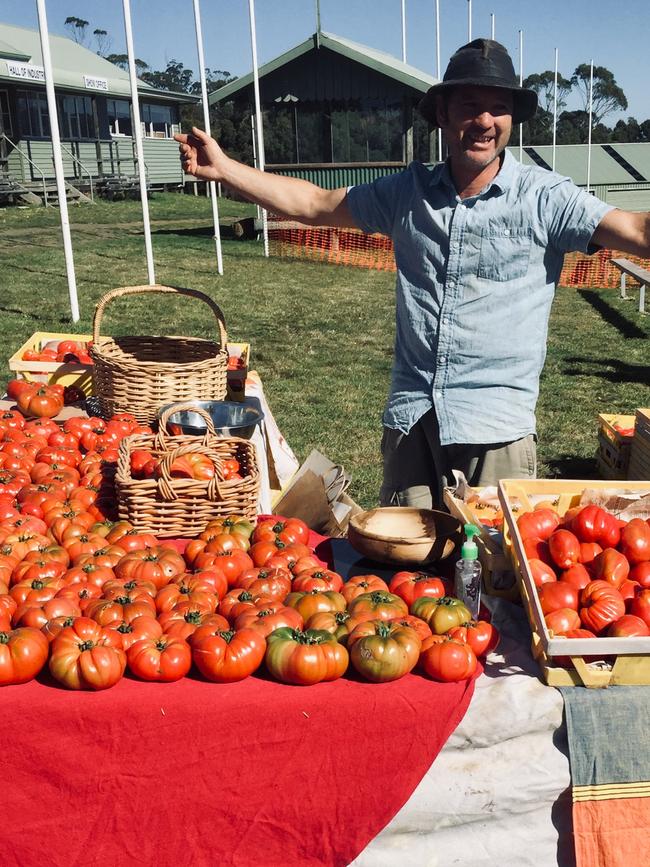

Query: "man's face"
<box><xmin>437</xmin><ymin>86</ymin><xmax>513</xmax><ymax>173</ymax></box>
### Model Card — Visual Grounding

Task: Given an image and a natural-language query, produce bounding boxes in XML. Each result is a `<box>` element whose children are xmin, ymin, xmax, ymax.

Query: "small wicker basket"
<box><xmin>115</xmin><ymin>404</ymin><xmax>260</xmax><ymax>537</ymax></box>
<box><xmin>90</xmin><ymin>284</ymin><xmax>229</xmax><ymax>424</ymax></box>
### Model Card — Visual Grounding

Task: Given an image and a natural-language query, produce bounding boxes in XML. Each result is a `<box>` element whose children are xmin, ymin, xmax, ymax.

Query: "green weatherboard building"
<box><xmin>0</xmin><ymin>21</ymin><xmax>195</xmax><ymax>202</ymax></box>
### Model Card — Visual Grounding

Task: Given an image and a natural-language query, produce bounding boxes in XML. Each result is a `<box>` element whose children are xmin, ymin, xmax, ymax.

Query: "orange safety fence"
<box><xmin>267</xmin><ymin>216</ymin><xmax>650</xmax><ymax>289</ymax></box>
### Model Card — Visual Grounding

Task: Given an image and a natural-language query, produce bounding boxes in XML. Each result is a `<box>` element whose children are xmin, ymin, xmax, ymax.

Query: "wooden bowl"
<box><xmin>347</xmin><ymin>507</ymin><xmax>462</xmax><ymax>565</ymax></box>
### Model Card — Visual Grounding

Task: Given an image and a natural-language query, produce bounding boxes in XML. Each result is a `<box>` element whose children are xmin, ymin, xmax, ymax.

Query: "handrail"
<box><xmin>0</xmin><ymin>133</ymin><xmax>49</xmax><ymax>206</ymax></box>
<box><xmin>58</xmin><ymin>141</ymin><xmax>94</xmax><ymax>202</ymax></box>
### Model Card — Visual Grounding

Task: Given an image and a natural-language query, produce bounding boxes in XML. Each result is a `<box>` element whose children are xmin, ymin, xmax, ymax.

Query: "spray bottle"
<box><xmin>454</xmin><ymin>523</ymin><xmax>482</xmax><ymax>619</ymax></box>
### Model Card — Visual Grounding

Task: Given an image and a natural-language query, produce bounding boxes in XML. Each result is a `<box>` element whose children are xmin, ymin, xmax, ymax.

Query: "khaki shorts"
<box><xmin>380</xmin><ymin>408</ymin><xmax>536</xmax><ymax>508</ymax></box>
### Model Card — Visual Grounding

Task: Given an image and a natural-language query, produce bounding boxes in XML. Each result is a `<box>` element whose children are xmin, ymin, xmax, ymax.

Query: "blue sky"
<box><xmin>3</xmin><ymin>0</ymin><xmax>648</xmax><ymax>123</ymax></box>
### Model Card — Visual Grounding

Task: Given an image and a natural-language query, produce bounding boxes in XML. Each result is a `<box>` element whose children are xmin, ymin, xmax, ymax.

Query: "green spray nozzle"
<box><xmin>461</xmin><ymin>523</ymin><xmax>480</xmax><ymax>560</ymax></box>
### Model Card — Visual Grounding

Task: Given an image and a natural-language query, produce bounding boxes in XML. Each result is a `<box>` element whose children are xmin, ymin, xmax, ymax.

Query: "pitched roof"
<box><xmin>0</xmin><ymin>21</ymin><xmax>195</xmax><ymax>103</ymax></box>
<box><xmin>209</xmin><ymin>30</ymin><xmax>436</xmax><ymax>104</ymax></box>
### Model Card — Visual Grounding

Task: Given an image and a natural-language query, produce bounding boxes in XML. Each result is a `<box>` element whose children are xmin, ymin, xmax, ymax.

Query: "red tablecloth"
<box><xmin>2</xmin><ymin>527</ymin><xmax>478</xmax><ymax>867</ymax></box>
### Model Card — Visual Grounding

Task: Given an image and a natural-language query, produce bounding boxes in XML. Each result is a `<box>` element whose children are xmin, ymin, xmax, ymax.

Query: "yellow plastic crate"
<box><xmin>8</xmin><ymin>331</ymin><xmax>94</xmax><ymax>396</ymax></box>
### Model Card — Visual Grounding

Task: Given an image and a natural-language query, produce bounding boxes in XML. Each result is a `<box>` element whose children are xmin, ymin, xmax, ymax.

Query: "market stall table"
<box><xmin>1</xmin><ymin>534</ymin><xmax>478</xmax><ymax>867</ymax></box>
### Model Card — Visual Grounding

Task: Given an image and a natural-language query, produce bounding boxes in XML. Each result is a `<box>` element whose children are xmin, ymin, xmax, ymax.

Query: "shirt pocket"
<box><xmin>477</xmin><ymin>226</ymin><xmax>532</xmax><ymax>281</ymax></box>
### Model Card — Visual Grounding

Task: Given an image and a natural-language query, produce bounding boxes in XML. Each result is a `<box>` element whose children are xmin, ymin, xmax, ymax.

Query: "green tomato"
<box><xmin>265</xmin><ymin>627</ymin><xmax>349</xmax><ymax>685</ymax></box>
<box><xmin>410</xmin><ymin>596</ymin><xmax>472</xmax><ymax>634</ymax></box>
<box><xmin>349</xmin><ymin>620</ymin><xmax>421</xmax><ymax>683</ymax></box>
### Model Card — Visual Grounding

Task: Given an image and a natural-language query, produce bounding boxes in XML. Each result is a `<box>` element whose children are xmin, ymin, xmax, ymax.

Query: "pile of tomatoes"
<box><xmin>130</xmin><ymin>449</ymin><xmax>243</xmax><ymax>482</ymax></box>
<box><xmin>518</xmin><ymin>503</ymin><xmax>650</xmax><ymax>644</ymax></box>
<box><xmin>0</xmin><ymin>497</ymin><xmax>498</xmax><ymax>689</ymax></box>
<box><xmin>21</xmin><ymin>339</ymin><xmax>93</xmax><ymax>366</ymax></box>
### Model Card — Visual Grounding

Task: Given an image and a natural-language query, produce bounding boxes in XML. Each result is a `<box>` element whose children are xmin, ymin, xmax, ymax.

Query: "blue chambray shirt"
<box><xmin>346</xmin><ymin>149</ymin><xmax>613</xmax><ymax>445</ymax></box>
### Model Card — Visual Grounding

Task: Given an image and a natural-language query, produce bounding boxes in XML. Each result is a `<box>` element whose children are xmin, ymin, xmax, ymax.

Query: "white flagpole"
<box><xmin>248</xmin><ymin>0</ymin><xmax>268</xmax><ymax>257</ymax></box>
<box><xmin>467</xmin><ymin>0</ymin><xmax>472</xmax><ymax>41</ymax></box>
<box><xmin>435</xmin><ymin>0</ymin><xmax>442</xmax><ymax>161</ymax></box>
<box><xmin>122</xmin><ymin>0</ymin><xmax>155</xmax><ymax>284</ymax></box>
<box><xmin>36</xmin><ymin>0</ymin><xmax>79</xmax><ymax>322</ymax></box>
<box><xmin>586</xmin><ymin>59</ymin><xmax>594</xmax><ymax>194</ymax></box>
<box><xmin>193</xmin><ymin>0</ymin><xmax>223</xmax><ymax>275</ymax></box>
<box><xmin>490</xmin><ymin>13</ymin><xmax>495</xmax><ymax>39</ymax></box>
<box><xmin>401</xmin><ymin>0</ymin><xmax>407</xmax><ymax>62</ymax></box>
<box><xmin>518</xmin><ymin>29</ymin><xmax>523</xmax><ymax>163</ymax></box>
<box><xmin>552</xmin><ymin>48</ymin><xmax>558</xmax><ymax>171</ymax></box>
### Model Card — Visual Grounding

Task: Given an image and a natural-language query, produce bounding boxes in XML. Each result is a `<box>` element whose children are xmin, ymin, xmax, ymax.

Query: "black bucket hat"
<box><xmin>418</xmin><ymin>38</ymin><xmax>538</xmax><ymax>126</ymax></box>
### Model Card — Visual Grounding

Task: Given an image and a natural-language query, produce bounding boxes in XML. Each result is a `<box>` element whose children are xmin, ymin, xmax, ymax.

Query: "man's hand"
<box><xmin>174</xmin><ymin>127</ymin><xmax>226</xmax><ymax>182</ymax></box>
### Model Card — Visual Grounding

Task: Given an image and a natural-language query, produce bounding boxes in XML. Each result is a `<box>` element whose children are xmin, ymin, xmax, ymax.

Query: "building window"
<box><xmin>58</xmin><ymin>94</ymin><xmax>94</xmax><ymax>140</ymax></box>
<box><xmin>0</xmin><ymin>91</ymin><xmax>12</xmax><ymax>137</ymax></box>
<box><xmin>108</xmin><ymin>98</ymin><xmax>132</xmax><ymax>136</ymax></box>
<box><xmin>16</xmin><ymin>89</ymin><xmax>50</xmax><ymax>138</ymax></box>
<box><xmin>140</xmin><ymin>102</ymin><xmax>180</xmax><ymax>138</ymax></box>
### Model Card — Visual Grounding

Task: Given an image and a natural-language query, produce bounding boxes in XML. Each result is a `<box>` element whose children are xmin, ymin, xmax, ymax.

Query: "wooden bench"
<box><xmin>611</xmin><ymin>258</ymin><xmax>648</xmax><ymax>313</ymax></box>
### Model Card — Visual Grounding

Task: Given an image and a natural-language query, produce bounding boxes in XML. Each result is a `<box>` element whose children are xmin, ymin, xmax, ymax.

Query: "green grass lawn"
<box><xmin>1</xmin><ymin>192</ymin><xmax>648</xmax><ymax>507</ymax></box>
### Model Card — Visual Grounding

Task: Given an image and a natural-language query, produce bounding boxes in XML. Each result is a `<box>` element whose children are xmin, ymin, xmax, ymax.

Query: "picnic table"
<box><xmin>611</xmin><ymin>257</ymin><xmax>648</xmax><ymax>313</ymax></box>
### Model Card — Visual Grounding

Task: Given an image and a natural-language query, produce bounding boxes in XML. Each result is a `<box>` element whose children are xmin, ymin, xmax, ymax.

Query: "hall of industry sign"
<box><xmin>6</xmin><ymin>61</ymin><xmax>108</xmax><ymax>92</ymax></box>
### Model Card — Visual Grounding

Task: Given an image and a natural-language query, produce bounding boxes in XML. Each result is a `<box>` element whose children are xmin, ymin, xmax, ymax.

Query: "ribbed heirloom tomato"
<box><xmin>265</xmin><ymin>627</ymin><xmax>349</xmax><ymax>685</ymax></box>
<box><xmin>349</xmin><ymin>621</ymin><xmax>421</xmax><ymax>683</ymax></box>
<box><xmin>410</xmin><ymin>596</ymin><xmax>471</xmax><ymax>634</ymax></box>
<box><xmin>190</xmin><ymin>626</ymin><xmax>266</xmax><ymax>682</ymax></box>
<box><xmin>347</xmin><ymin>590</ymin><xmax>408</xmax><ymax>623</ymax></box>
<box><xmin>49</xmin><ymin>617</ymin><xmax>126</xmax><ymax>690</ymax></box>
<box><xmin>340</xmin><ymin>574</ymin><xmax>389</xmax><ymax>604</ymax></box>
<box><xmin>579</xmin><ymin>581</ymin><xmax>626</xmax><ymax>634</ymax></box>
<box><xmin>126</xmin><ymin>634</ymin><xmax>192</xmax><ymax>682</ymax></box>
<box><xmin>448</xmin><ymin>620</ymin><xmax>500</xmax><ymax>657</ymax></box>
<box><xmin>388</xmin><ymin>571</ymin><xmax>447</xmax><ymax>607</ymax></box>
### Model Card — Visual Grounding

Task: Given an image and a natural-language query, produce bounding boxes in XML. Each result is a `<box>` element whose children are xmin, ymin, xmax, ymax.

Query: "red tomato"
<box><xmin>0</xmin><ymin>626</ymin><xmax>49</xmax><ymax>684</ymax></box>
<box><xmin>579</xmin><ymin>581</ymin><xmax>626</xmax><ymax>634</ymax></box>
<box><xmin>627</xmin><ymin>589</ymin><xmax>650</xmax><ymax>628</ymax></box>
<box><xmin>544</xmin><ymin>607</ymin><xmax>581</xmax><ymax>635</ymax></box>
<box><xmin>388</xmin><ymin>571</ymin><xmax>447</xmax><ymax>607</ymax></box>
<box><xmin>558</xmin><ymin>563</ymin><xmax>591</xmax><ymax>591</ymax></box>
<box><xmin>607</xmin><ymin>614</ymin><xmax>650</xmax><ymax>637</ymax></box>
<box><xmin>291</xmin><ymin>568</ymin><xmax>343</xmax><ymax>594</ymax></box>
<box><xmin>16</xmin><ymin>386</ymin><xmax>64</xmax><ymax>419</ymax></box>
<box><xmin>528</xmin><ymin>558</ymin><xmax>557</xmax><ymax>588</ymax></box>
<box><xmin>419</xmin><ymin>637</ymin><xmax>478</xmax><ymax>682</ymax></box>
<box><xmin>538</xmin><ymin>582</ymin><xmax>579</xmax><ymax>614</ymax></box>
<box><xmin>548</xmin><ymin>529</ymin><xmax>580</xmax><ymax>571</ymax></box>
<box><xmin>517</xmin><ymin>508</ymin><xmax>560</xmax><ymax>541</ymax></box>
<box><xmin>619</xmin><ymin>519</ymin><xmax>650</xmax><ymax>565</ymax></box>
<box><xmin>190</xmin><ymin>626</ymin><xmax>266</xmax><ymax>682</ymax></box>
<box><xmin>591</xmin><ymin>548</ymin><xmax>630</xmax><ymax>589</ymax></box>
<box><xmin>578</xmin><ymin>542</ymin><xmax>603</xmax><ymax>568</ymax></box>
<box><xmin>571</xmin><ymin>505</ymin><xmax>607</xmax><ymax>544</ymax></box>
<box><xmin>630</xmin><ymin>562</ymin><xmax>650</xmax><ymax>588</ymax></box>
<box><xmin>523</xmin><ymin>537</ymin><xmax>552</xmax><ymax>565</ymax></box>
<box><xmin>49</xmin><ymin>617</ymin><xmax>126</xmax><ymax>689</ymax></box>
<box><xmin>126</xmin><ymin>634</ymin><xmax>192</xmax><ymax>682</ymax></box>
<box><xmin>340</xmin><ymin>574</ymin><xmax>390</xmax><ymax>603</ymax></box>
<box><xmin>600</xmin><ymin>512</ymin><xmax>621</xmax><ymax>548</ymax></box>
<box><xmin>6</xmin><ymin>380</ymin><xmax>37</xmax><ymax>402</ymax></box>
<box><xmin>448</xmin><ymin>620</ymin><xmax>499</xmax><ymax>657</ymax></box>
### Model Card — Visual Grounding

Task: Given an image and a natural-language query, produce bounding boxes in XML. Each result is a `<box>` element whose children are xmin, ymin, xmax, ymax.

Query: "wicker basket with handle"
<box><xmin>115</xmin><ymin>403</ymin><xmax>259</xmax><ymax>537</ymax></box>
<box><xmin>90</xmin><ymin>284</ymin><xmax>229</xmax><ymax>424</ymax></box>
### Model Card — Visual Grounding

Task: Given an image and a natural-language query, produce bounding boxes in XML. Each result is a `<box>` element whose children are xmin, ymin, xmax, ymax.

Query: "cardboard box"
<box><xmin>9</xmin><ymin>331</ymin><xmax>94</xmax><ymax>396</ymax></box>
<box><xmin>443</xmin><ymin>483</ymin><xmax>516</xmax><ymax>600</ymax></box>
<box><xmin>272</xmin><ymin>449</ymin><xmax>363</xmax><ymax>537</ymax></box>
<box><xmin>629</xmin><ymin>409</ymin><xmax>650</xmax><ymax>481</ymax></box>
<box><xmin>596</xmin><ymin>413</ymin><xmax>635</xmax><ymax>480</ymax></box>
<box><xmin>226</xmin><ymin>342</ymin><xmax>250</xmax><ymax>402</ymax></box>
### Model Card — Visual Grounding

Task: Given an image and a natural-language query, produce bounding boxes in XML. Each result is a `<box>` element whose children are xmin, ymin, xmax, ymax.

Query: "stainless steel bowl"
<box><xmin>159</xmin><ymin>398</ymin><xmax>264</xmax><ymax>439</ymax></box>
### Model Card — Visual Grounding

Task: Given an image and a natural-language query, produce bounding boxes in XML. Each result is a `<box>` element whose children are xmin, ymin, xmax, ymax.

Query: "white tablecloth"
<box><xmin>352</xmin><ymin>597</ymin><xmax>574</xmax><ymax>867</ymax></box>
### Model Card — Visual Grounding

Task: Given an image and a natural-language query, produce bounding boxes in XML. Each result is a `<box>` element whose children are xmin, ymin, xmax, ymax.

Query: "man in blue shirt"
<box><xmin>177</xmin><ymin>39</ymin><xmax>650</xmax><ymax>507</ymax></box>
